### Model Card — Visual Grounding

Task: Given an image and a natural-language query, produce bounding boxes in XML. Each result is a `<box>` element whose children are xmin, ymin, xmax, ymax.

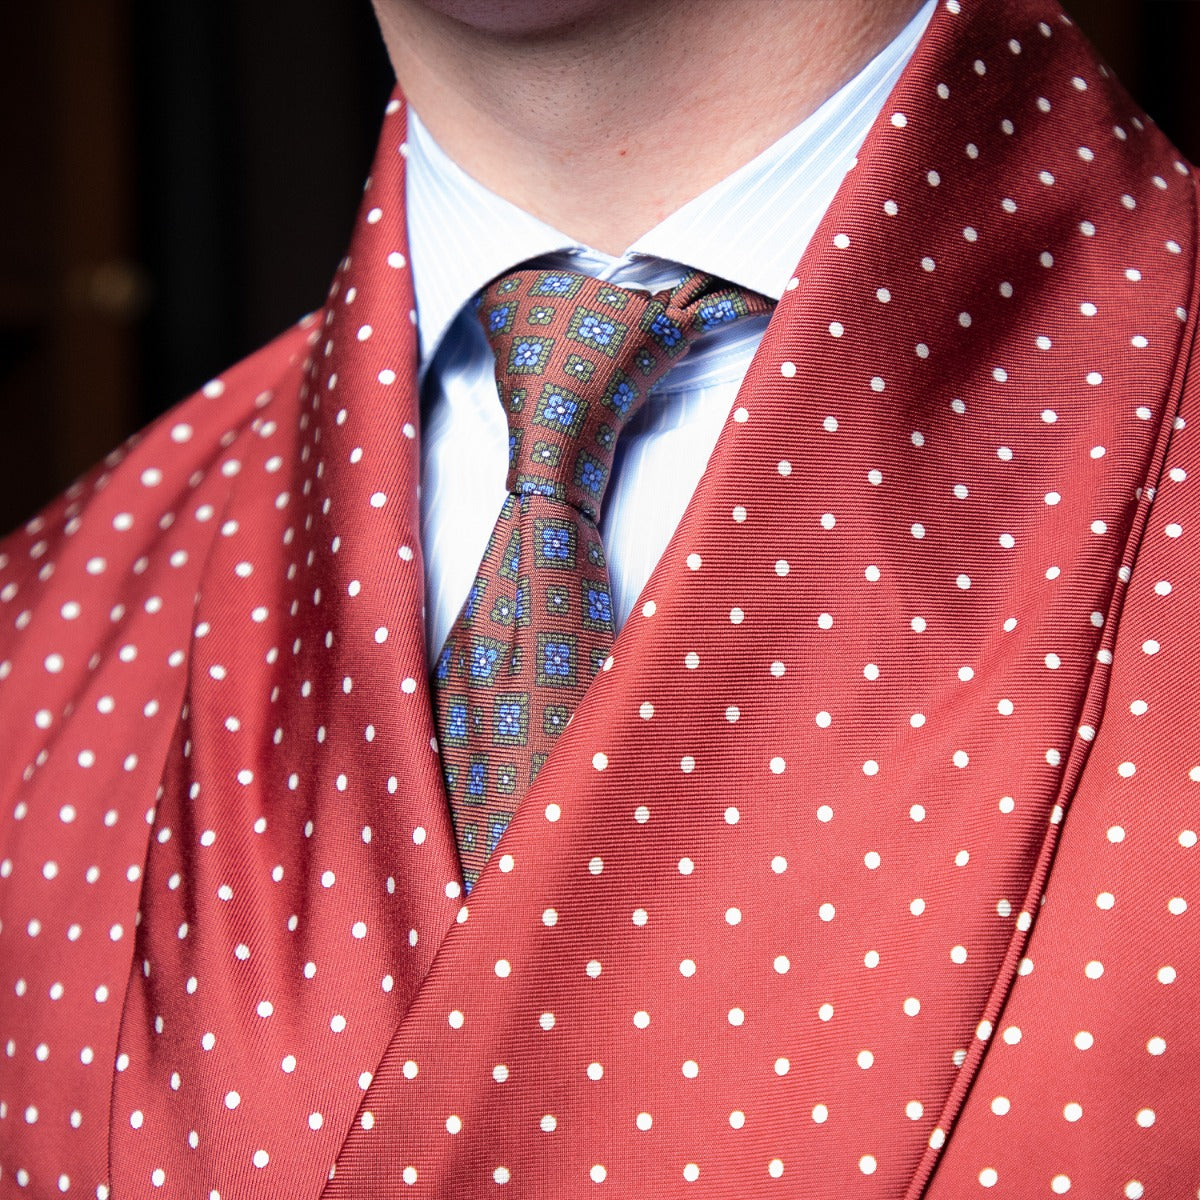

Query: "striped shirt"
<box><xmin>408</xmin><ymin>0</ymin><xmax>934</xmax><ymax>660</ymax></box>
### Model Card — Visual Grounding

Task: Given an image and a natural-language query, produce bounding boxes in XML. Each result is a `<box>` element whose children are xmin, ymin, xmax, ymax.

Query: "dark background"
<box><xmin>1</xmin><ymin>1</ymin><xmax>1198</xmax><ymax>534</ymax></box>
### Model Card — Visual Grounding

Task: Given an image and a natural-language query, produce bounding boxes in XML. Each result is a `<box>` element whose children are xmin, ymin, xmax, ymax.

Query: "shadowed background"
<box><xmin>0</xmin><ymin>0</ymin><xmax>1197</xmax><ymax>533</ymax></box>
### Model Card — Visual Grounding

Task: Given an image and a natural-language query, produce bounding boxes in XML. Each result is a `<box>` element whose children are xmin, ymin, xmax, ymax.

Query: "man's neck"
<box><xmin>374</xmin><ymin>0</ymin><xmax>926</xmax><ymax>256</ymax></box>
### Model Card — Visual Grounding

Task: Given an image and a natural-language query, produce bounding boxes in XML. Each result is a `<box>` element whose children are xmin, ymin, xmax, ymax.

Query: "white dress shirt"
<box><xmin>408</xmin><ymin>0</ymin><xmax>934</xmax><ymax>660</ymax></box>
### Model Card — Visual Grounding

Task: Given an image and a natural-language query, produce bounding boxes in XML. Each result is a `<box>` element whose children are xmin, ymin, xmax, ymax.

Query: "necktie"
<box><xmin>432</xmin><ymin>267</ymin><xmax>772</xmax><ymax>888</ymax></box>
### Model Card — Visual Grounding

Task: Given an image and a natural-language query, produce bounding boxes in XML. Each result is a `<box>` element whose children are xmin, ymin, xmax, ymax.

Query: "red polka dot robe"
<box><xmin>2</xmin><ymin>1</ymin><xmax>1198</xmax><ymax>1196</ymax></box>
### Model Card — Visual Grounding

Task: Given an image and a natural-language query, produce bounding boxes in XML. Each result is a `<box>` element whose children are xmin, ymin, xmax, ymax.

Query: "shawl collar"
<box><xmin>51</xmin><ymin>0</ymin><xmax>1196</xmax><ymax>1195</ymax></box>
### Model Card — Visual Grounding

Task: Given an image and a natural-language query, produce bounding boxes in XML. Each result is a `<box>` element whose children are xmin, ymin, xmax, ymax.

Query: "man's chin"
<box><xmin>408</xmin><ymin>0</ymin><xmax>639</xmax><ymax>39</ymax></box>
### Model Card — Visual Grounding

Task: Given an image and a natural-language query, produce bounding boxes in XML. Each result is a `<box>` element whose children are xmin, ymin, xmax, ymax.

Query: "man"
<box><xmin>1</xmin><ymin>0</ymin><xmax>1197</xmax><ymax>1195</ymax></box>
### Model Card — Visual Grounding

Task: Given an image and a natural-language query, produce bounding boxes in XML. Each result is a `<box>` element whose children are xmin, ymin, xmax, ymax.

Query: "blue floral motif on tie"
<box><xmin>540</xmin><ymin>391</ymin><xmax>579</xmax><ymax>427</ymax></box>
<box><xmin>604</xmin><ymin>378</ymin><xmax>637</xmax><ymax>416</ymax></box>
<box><xmin>578</xmin><ymin>314</ymin><xmax>616</xmax><ymax>346</ymax></box>
<box><xmin>487</xmin><ymin>818</ymin><xmax>509</xmax><ymax>855</ymax></box>
<box><xmin>697</xmin><ymin>297</ymin><xmax>738</xmax><ymax>328</ymax></box>
<box><xmin>508</xmin><ymin>336</ymin><xmax>554</xmax><ymax>374</ymax></box>
<box><xmin>495</xmin><ymin>702</ymin><xmax>524</xmax><ymax>740</ymax></box>
<box><xmin>650</xmin><ymin>313</ymin><xmax>683</xmax><ymax>347</ymax></box>
<box><xmin>584</xmin><ymin>583</ymin><xmax>612</xmax><ymax>627</ymax></box>
<box><xmin>435</xmin><ymin>645</ymin><xmax>453</xmax><ymax>683</ymax></box>
<box><xmin>568</xmin><ymin>306</ymin><xmax>628</xmax><ymax>359</ymax></box>
<box><xmin>534</xmin><ymin>273</ymin><xmax>576</xmax><ymax>295</ymax></box>
<box><xmin>543</xmin><ymin>641</ymin><xmax>572</xmax><ymax>677</ymax></box>
<box><xmin>464</xmin><ymin>580</ymin><xmax>485</xmax><ymax>620</ymax></box>
<box><xmin>470</xmin><ymin>641</ymin><xmax>500</xmax><ymax>681</ymax></box>
<box><xmin>468</xmin><ymin>761</ymin><xmax>487</xmax><ymax>797</ymax></box>
<box><xmin>541</xmin><ymin>527</ymin><xmax>570</xmax><ymax>560</ymax></box>
<box><xmin>576</xmin><ymin>455</ymin><xmax>606</xmax><ymax>497</ymax></box>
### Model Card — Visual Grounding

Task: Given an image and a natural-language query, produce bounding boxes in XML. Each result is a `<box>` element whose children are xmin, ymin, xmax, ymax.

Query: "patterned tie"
<box><xmin>432</xmin><ymin>267</ymin><xmax>772</xmax><ymax>888</ymax></box>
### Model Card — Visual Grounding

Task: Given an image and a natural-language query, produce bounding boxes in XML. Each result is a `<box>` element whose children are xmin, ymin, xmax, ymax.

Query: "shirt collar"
<box><xmin>404</xmin><ymin>0</ymin><xmax>934</xmax><ymax>373</ymax></box>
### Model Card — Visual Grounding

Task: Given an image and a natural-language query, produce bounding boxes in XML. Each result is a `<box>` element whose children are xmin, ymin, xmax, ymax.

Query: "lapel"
<box><xmin>111</xmin><ymin>1</ymin><xmax>1199</xmax><ymax>1196</ymax></box>
<box><xmin>325</xmin><ymin>1</ymin><xmax>1196</xmax><ymax>1197</ymax></box>
<box><xmin>110</xmin><ymin>99</ymin><xmax>468</xmax><ymax>1199</ymax></box>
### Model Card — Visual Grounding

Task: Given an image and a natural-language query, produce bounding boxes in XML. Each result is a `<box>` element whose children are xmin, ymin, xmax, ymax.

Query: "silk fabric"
<box><xmin>1</xmin><ymin>1</ymin><xmax>1198</xmax><ymax>1196</ymax></box>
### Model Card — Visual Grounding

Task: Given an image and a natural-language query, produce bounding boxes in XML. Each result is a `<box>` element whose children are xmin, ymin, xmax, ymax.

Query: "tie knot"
<box><xmin>477</xmin><ymin>268</ymin><xmax>771</xmax><ymax>522</ymax></box>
